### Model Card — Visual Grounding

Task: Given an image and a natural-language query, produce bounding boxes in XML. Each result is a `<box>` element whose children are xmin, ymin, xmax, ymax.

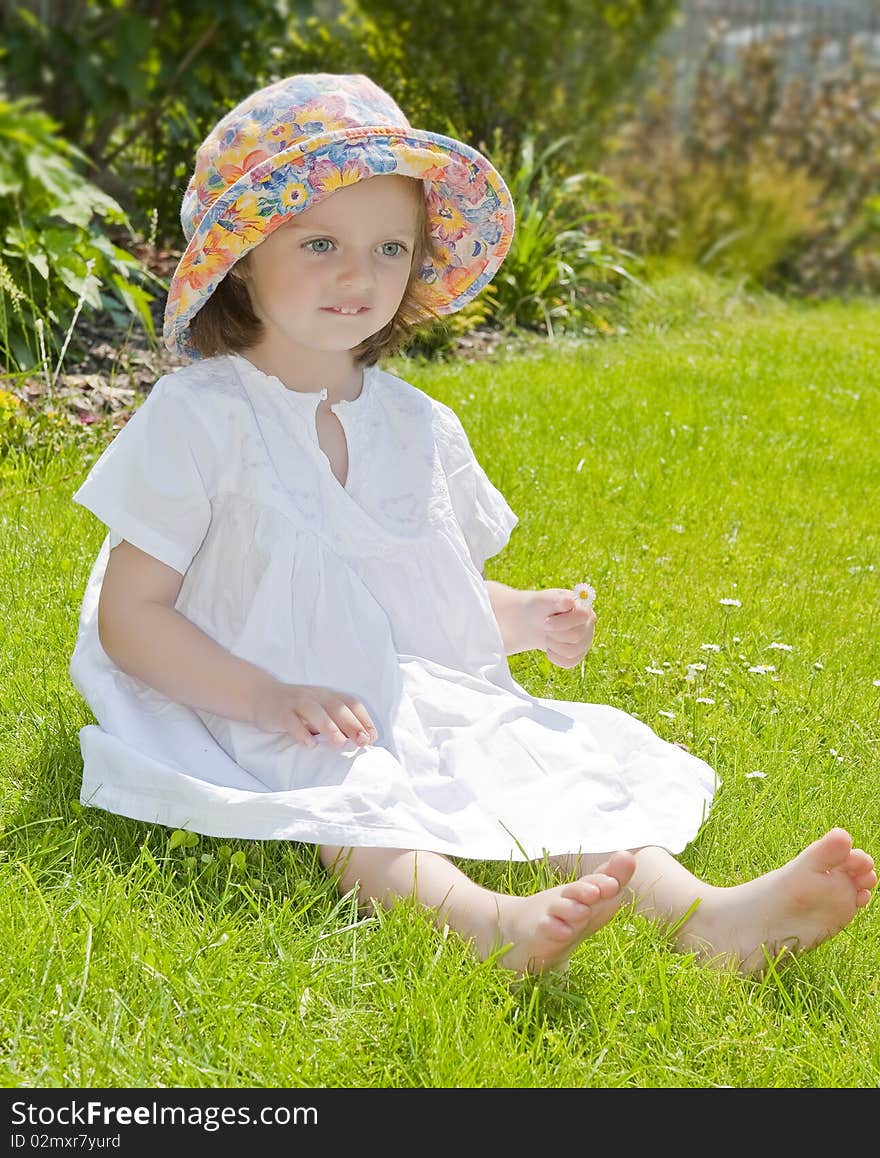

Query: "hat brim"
<box><xmin>163</xmin><ymin>126</ymin><xmax>515</xmax><ymax>359</ymax></box>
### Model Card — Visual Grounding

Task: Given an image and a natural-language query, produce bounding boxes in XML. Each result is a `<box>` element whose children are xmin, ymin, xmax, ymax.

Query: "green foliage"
<box><xmin>1</xmin><ymin>0</ymin><xmax>297</xmax><ymax>241</ymax></box>
<box><xmin>291</xmin><ymin>0</ymin><xmax>679</xmax><ymax>160</ymax></box>
<box><xmin>0</xmin><ymin>389</ymin><xmax>27</xmax><ymax>462</ymax></box>
<box><xmin>401</xmin><ymin>132</ymin><xmax>641</xmax><ymax>356</ymax></box>
<box><xmin>0</xmin><ymin>383</ymin><xmax>110</xmax><ymax>483</ymax></box>
<box><xmin>486</xmin><ymin>135</ymin><xmax>640</xmax><ymax>337</ymax></box>
<box><xmin>1</xmin><ymin>1</ymin><xmax>680</xmax><ymax>245</ymax></box>
<box><xmin>603</xmin><ymin>30</ymin><xmax>880</xmax><ymax>295</ymax></box>
<box><xmin>0</xmin><ymin>96</ymin><xmax>158</xmax><ymax>373</ymax></box>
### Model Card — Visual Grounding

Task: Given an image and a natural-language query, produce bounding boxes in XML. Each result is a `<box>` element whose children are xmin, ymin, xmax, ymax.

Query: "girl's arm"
<box><xmin>98</xmin><ymin>539</ymin><xmax>277</xmax><ymax>723</ymax></box>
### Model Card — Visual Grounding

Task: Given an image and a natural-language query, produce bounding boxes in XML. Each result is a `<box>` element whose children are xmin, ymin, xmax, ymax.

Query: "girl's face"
<box><xmin>237</xmin><ymin>174</ymin><xmax>421</xmax><ymax>365</ymax></box>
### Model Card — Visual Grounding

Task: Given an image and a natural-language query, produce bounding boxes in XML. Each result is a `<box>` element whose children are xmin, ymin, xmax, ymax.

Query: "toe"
<box><xmin>846</xmin><ymin>849</ymin><xmax>875</xmax><ymax>876</ymax></box>
<box><xmin>586</xmin><ymin>873</ymin><xmax>624</xmax><ymax>901</ymax></box>
<box><xmin>548</xmin><ymin>897</ymin><xmax>594</xmax><ymax>925</ymax></box>
<box><xmin>561</xmin><ymin>880</ymin><xmax>601</xmax><ymax>906</ymax></box>
<box><xmin>803</xmin><ymin>828</ymin><xmax>853</xmax><ymax>872</ymax></box>
<box><xmin>537</xmin><ymin>913</ymin><xmax>575</xmax><ymax>941</ymax></box>
<box><xmin>600</xmin><ymin>850</ymin><xmax>638</xmax><ymax>889</ymax></box>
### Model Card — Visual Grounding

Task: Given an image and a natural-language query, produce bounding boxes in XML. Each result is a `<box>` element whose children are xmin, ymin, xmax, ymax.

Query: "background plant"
<box><xmin>289</xmin><ymin>0</ymin><xmax>678</xmax><ymax>164</ymax></box>
<box><xmin>2</xmin><ymin>0</ymin><xmax>678</xmax><ymax>246</ymax></box>
<box><xmin>485</xmin><ymin>134</ymin><xmax>640</xmax><ymax>338</ymax></box>
<box><xmin>0</xmin><ymin>95</ymin><xmax>159</xmax><ymax>374</ymax></box>
<box><xmin>1</xmin><ymin>0</ymin><xmax>297</xmax><ymax>241</ymax></box>
<box><xmin>602</xmin><ymin>25</ymin><xmax>880</xmax><ymax>295</ymax></box>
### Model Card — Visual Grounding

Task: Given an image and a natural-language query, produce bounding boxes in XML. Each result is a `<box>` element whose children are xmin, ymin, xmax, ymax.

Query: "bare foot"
<box><xmin>487</xmin><ymin>851</ymin><xmax>637</xmax><ymax>976</ymax></box>
<box><xmin>676</xmin><ymin>829</ymin><xmax>876</xmax><ymax>975</ymax></box>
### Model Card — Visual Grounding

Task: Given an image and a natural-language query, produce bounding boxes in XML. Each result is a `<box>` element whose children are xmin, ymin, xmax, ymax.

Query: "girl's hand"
<box><xmin>522</xmin><ymin>588</ymin><xmax>597</xmax><ymax>669</ymax></box>
<box><xmin>252</xmin><ymin>681</ymin><xmax>379</xmax><ymax>749</ymax></box>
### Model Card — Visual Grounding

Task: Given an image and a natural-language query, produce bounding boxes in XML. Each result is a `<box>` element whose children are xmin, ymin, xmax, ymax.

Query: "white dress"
<box><xmin>69</xmin><ymin>352</ymin><xmax>717</xmax><ymax>860</ymax></box>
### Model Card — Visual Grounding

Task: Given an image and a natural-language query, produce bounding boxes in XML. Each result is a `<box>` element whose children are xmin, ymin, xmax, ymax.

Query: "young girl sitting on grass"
<box><xmin>70</xmin><ymin>73</ymin><xmax>875</xmax><ymax>977</ymax></box>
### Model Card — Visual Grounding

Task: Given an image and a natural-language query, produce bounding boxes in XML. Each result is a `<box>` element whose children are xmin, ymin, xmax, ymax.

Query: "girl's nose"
<box><xmin>338</xmin><ymin>252</ymin><xmax>374</xmax><ymax>289</ymax></box>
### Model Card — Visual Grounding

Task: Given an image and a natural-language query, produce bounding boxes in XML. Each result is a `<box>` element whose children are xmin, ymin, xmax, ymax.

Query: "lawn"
<box><xmin>2</xmin><ymin>279</ymin><xmax>879</xmax><ymax>1088</ymax></box>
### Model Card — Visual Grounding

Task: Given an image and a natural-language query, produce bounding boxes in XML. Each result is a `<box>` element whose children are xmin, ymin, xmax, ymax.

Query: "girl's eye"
<box><xmin>303</xmin><ymin>239</ymin><xmax>407</xmax><ymax>256</ymax></box>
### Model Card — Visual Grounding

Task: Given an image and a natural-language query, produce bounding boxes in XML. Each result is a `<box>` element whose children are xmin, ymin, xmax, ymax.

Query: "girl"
<box><xmin>70</xmin><ymin>73</ymin><xmax>874</xmax><ymax>977</ymax></box>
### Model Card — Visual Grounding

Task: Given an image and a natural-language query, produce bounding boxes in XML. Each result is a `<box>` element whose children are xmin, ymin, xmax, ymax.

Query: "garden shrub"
<box><xmin>485</xmin><ymin>134</ymin><xmax>640</xmax><ymax>338</ymax></box>
<box><xmin>0</xmin><ymin>96</ymin><xmax>158</xmax><ymax>375</ymax></box>
<box><xmin>601</xmin><ymin>27</ymin><xmax>880</xmax><ymax>296</ymax></box>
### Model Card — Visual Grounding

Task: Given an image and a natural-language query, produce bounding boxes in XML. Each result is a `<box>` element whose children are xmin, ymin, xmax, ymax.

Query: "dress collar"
<box><xmin>227</xmin><ymin>352</ymin><xmax>373</xmax><ymax>411</ymax></box>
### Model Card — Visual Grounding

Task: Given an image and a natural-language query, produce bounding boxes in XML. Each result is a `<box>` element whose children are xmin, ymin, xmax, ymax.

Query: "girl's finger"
<box><xmin>350</xmin><ymin>704</ymin><xmax>379</xmax><ymax>741</ymax></box>
<box><xmin>330</xmin><ymin>695</ymin><xmax>378</xmax><ymax>743</ymax></box>
<box><xmin>290</xmin><ymin>714</ymin><xmax>318</xmax><ymax>749</ymax></box>
<box><xmin>336</xmin><ymin>705</ymin><xmax>376</xmax><ymax>746</ymax></box>
<box><xmin>544</xmin><ymin>625</ymin><xmax>586</xmax><ymax>644</ymax></box>
<box><xmin>546</xmin><ymin>648</ymin><xmax>579</xmax><ymax>669</ymax></box>
<box><xmin>301</xmin><ymin>705</ymin><xmax>349</xmax><ymax>747</ymax></box>
<box><xmin>341</xmin><ymin>696</ymin><xmax>376</xmax><ymax>728</ymax></box>
<box><xmin>322</xmin><ymin>713</ymin><xmax>349</xmax><ymax>746</ymax></box>
<box><xmin>546</xmin><ymin>627</ymin><xmax>595</xmax><ymax>652</ymax></box>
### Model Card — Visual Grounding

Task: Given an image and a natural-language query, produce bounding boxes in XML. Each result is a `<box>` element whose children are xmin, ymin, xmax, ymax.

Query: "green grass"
<box><xmin>2</xmin><ymin>276</ymin><xmax>879</xmax><ymax>1088</ymax></box>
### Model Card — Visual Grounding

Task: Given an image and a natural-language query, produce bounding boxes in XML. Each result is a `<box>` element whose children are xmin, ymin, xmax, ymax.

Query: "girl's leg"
<box><xmin>553</xmin><ymin>828</ymin><xmax>876</xmax><ymax>974</ymax></box>
<box><xmin>319</xmin><ymin>844</ymin><xmax>637</xmax><ymax>976</ymax></box>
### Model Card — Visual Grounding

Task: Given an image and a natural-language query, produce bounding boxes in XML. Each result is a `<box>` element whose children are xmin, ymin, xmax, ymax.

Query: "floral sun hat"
<box><xmin>163</xmin><ymin>72</ymin><xmax>516</xmax><ymax>360</ymax></box>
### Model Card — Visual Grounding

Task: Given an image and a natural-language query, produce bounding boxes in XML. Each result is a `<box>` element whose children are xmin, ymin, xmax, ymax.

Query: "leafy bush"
<box><xmin>403</xmin><ymin>133</ymin><xmax>640</xmax><ymax>355</ymax></box>
<box><xmin>602</xmin><ymin>27</ymin><xmax>880</xmax><ymax>295</ymax></box>
<box><xmin>485</xmin><ymin>135</ymin><xmax>641</xmax><ymax>337</ymax></box>
<box><xmin>3</xmin><ymin>1</ymin><xmax>678</xmax><ymax>245</ymax></box>
<box><xmin>1</xmin><ymin>0</ymin><xmax>294</xmax><ymax>242</ymax></box>
<box><xmin>0</xmin><ymin>96</ymin><xmax>159</xmax><ymax>374</ymax></box>
<box><xmin>290</xmin><ymin>0</ymin><xmax>679</xmax><ymax>162</ymax></box>
<box><xmin>403</xmin><ymin>295</ymin><xmax>495</xmax><ymax>361</ymax></box>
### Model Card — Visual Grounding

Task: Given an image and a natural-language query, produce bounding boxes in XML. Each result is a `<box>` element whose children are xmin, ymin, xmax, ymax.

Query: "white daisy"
<box><xmin>720</xmin><ymin>598</ymin><xmax>741</xmax><ymax>607</ymax></box>
<box><xmin>573</xmin><ymin>582</ymin><xmax>596</xmax><ymax>608</ymax></box>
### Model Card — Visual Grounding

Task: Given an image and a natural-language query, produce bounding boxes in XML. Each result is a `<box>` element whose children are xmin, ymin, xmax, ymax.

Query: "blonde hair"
<box><xmin>188</xmin><ymin>179</ymin><xmax>440</xmax><ymax>366</ymax></box>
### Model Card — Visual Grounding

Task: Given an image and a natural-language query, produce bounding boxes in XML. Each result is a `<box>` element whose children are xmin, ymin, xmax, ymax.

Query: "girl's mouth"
<box><xmin>322</xmin><ymin>306</ymin><xmax>371</xmax><ymax>316</ymax></box>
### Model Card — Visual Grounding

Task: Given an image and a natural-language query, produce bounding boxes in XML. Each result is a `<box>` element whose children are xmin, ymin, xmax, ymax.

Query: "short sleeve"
<box><xmin>434</xmin><ymin>402</ymin><xmax>518</xmax><ymax>573</ymax></box>
<box><xmin>72</xmin><ymin>376</ymin><xmax>212</xmax><ymax>574</ymax></box>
